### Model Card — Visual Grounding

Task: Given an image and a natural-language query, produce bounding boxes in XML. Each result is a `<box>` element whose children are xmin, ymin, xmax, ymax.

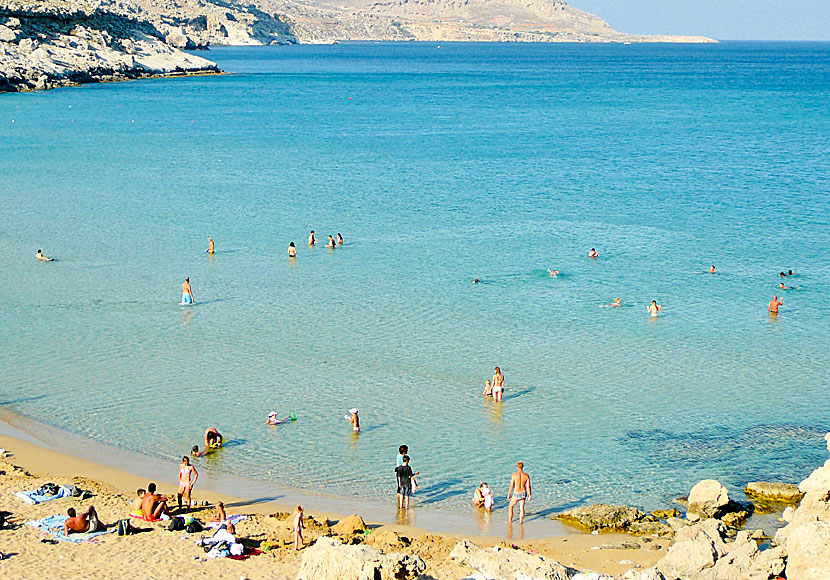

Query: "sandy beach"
<box><xmin>0</xmin><ymin>430</ymin><xmax>672</xmax><ymax>580</ymax></box>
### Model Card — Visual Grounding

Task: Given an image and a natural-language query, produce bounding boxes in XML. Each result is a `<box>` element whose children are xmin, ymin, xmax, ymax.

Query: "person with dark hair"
<box><xmin>36</xmin><ymin>249</ymin><xmax>54</xmax><ymax>261</ymax></box>
<box><xmin>308</xmin><ymin>230</ymin><xmax>316</xmax><ymax>246</ymax></box>
<box><xmin>326</xmin><ymin>235</ymin><xmax>336</xmax><ymax>249</ymax></box>
<box><xmin>395</xmin><ymin>455</ymin><xmax>418</xmax><ymax>509</ymax></box>
<box><xmin>288</xmin><ymin>242</ymin><xmax>297</xmax><ymax>258</ymax></box>
<box><xmin>141</xmin><ymin>482</ymin><xmax>170</xmax><ymax>520</ymax></box>
<box><xmin>64</xmin><ymin>505</ymin><xmax>107</xmax><ymax>535</ymax></box>
<box><xmin>336</xmin><ymin>233</ymin><xmax>343</xmax><ymax>245</ymax></box>
<box><xmin>181</xmin><ymin>277</ymin><xmax>194</xmax><ymax>305</ymax></box>
<box><xmin>396</xmin><ymin>445</ymin><xmax>408</xmax><ymax>467</ymax></box>
<box><xmin>177</xmin><ymin>456</ymin><xmax>199</xmax><ymax>511</ymax></box>
<box><xmin>588</xmin><ymin>248</ymin><xmax>599</xmax><ymax>258</ymax></box>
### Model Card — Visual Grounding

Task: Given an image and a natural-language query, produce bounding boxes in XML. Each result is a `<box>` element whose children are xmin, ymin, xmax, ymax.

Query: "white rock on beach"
<box><xmin>449</xmin><ymin>539</ymin><xmax>571</xmax><ymax>580</ymax></box>
<box><xmin>295</xmin><ymin>536</ymin><xmax>425</xmax><ymax>580</ymax></box>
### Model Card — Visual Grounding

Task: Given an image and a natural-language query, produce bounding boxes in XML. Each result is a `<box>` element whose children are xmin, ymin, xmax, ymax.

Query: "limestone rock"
<box><xmin>720</xmin><ymin>509</ymin><xmax>750</xmax><ymax>528</ymax></box>
<box><xmin>556</xmin><ymin>504</ymin><xmax>652</xmax><ymax>532</ymax></box>
<box><xmin>621</xmin><ymin>569</ymin><xmax>665</xmax><ymax>580</ymax></box>
<box><xmin>744</xmin><ymin>481</ymin><xmax>804</xmax><ymax>503</ymax></box>
<box><xmin>331</xmin><ymin>514</ymin><xmax>366</xmax><ymax>535</ymax></box>
<box><xmin>785</xmin><ymin>521</ymin><xmax>830</xmax><ymax>580</ymax></box>
<box><xmin>775</xmin><ymin>433</ymin><xmax>830</xmax><ymax>547</ymax></box>
<box><xmin>449</xmin><ymin>539</ymin><xmax>571</xmax><ymax>580</ymax></box>
<box><xmin>590</xmin><ymin>541</ymin><xmax>641</xmax><ymax>550</ymax></box>
<box><xmin>0</xmin><ymin>23</ymin><xmax>15</xmax><ymax>41</ymax></box>
<box><xmin>687</xmin><ymin>480</ymin><xmax>730</xmax><ymax>518</ymax></box>
<box><xmin>652</xmin><ymin>509</ymin><xmax>680</xmax><ymax>520</ymax></box>
<box><xmin>296</xmin><ymin>536</ymin><xmax>425</xmax><ymax>580</ymax></box>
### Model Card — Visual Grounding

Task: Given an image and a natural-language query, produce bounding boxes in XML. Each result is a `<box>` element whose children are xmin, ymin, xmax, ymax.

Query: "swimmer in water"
<box><xmin>588</xmin><ymin>248</ymin><xmax>599</xmax><ymax>258</ymax></box>
<box><xmin>337</xmin><ymin>233</ymin><xmax>344</xmax><ymax>245</ymax></box>
<box><xmin>647</xmin><ymin>300</ymin><xmax>662</xmax><ymax>317</ymax></box>
<box><xmin>473</xmin><ymin>278</ymin><xmax>479</xmax><ymax>284</ymax></box>
<box><xmin>326</xmin><ymin>235</ymin><xmax>336</xmax><ymax>248</ymax></box>
<box><xmin>288</xmin><ymin>242</ymin><xmax>297</xmax><ymax>258</ymax></box>
<box><xmin>769</xmin><ymin>295</ymin><xmax>783</xmax><ymax>314</ymax></box>
<box><xmin>547</xmin><ymin>269</ymin><xmax>560</xmax><ymax>276</ymax></box>
<box><xmin>602</xmin><ymin>298</ymin><xmax>622</xmax><ymax>308</ymax></box>
<box><xmin>779</xmin><ymin>282</ymin><xmax>792</xmax><ymax>290</ymax></box>
<box><xmin>346</xmin><ymin>408</ymin><xmax>360</xmax><ymax>433</ymax></box>
<box><xmin>709</xmin><ymin>265</ymin><xmax>716</xmax><ymax>273</ymax></box>
<box><xmin>181</xmin><ymin>277</ymin><xmax>194</xmax><ymax>305</ymax></box>
<box><xmin>779</xmin><ymin>271</ymin><xmax>787</xmax><ymax>277</ymax></box>
<box><xmin>206</xmin><ymin>237</ymin><xmax>214</xmax><ymax>254</ymax></box>
<box><xmin>308</xmin><ymin>230</ymin><xmax>316</xmax><ymax>246</ymax></box>
<box><xmin>788</xmin><ymin>270</ymin><xmax>794</xmax><ymax>276</ymax></box>
<box><xmin>192</xmin><ymin>428</ymin><xmax>223</xmax><ymax>456</ymax></box>
<box><xmin>36</xmin><ymin>249</ymin><xmax>54</xmax><ymax>261</ymax></box>
<box><xmin>266</xmin><ymin>412</ymin><xmax>291</xmax><ymax>425</ymax></box>
<box><xmin>483</xmin><ymin>379</ymin><xmax>492</xmax><ymax>397</ymax></box>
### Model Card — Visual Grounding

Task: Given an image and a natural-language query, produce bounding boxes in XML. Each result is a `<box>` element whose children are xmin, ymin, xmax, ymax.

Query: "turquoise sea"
<box><xmin>1</xmin><ymin>42</ymin><xmax>829</xmax><ymax>533</ymax></box>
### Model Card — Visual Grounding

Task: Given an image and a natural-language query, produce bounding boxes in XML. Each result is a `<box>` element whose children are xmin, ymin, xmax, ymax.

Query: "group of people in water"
<box><xmin>482</xmin><ymin>366</ymin><xmax>505</xmax><ymax>402</ymax></box>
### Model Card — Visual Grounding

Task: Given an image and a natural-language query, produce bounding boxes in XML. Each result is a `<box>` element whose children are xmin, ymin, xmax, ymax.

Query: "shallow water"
<box><xmin>0</xmin><ymin>42</ymin><xmax>828</xmax><ymax>532</ymax></box>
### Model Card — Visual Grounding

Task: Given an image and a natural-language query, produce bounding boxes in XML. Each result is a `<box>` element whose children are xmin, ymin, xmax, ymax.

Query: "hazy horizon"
<box><xmin>571</xmin><ymin>0</ymin><xmax>830</xmax><ymax>41</ymax></box>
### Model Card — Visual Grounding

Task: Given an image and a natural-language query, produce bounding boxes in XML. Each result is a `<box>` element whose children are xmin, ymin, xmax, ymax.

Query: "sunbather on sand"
<box><xmin>141</xmin><ymin>482</ymin><xmax>170</xmax><ymax>520</ymax></box>
<box><xmin>64</xmin><ymin>506</ymin><xmax>107</xmax><ymax>535</ymax></box>
<box><xmin>131</xmin><ymin>488</ymin><xmax>145</xmax><ymax>514</ymax></box>
<box><xmin>209</xmin><ymin>501</ymin><xmax>227</xmax><ymax>523</ymax></box>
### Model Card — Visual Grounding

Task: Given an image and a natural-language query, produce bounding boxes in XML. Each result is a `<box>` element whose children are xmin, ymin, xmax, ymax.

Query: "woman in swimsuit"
<box><xmin>177</xmin><ymin>456</ymin><xmax>199</xmax><ymax>511</ymax></box>
<box><xmin>492</xmin><ymin>367</ymin><xmax>504</xmax><ymax>402</ymax></box>
<box><xmin>288</xmin><ymin>242</ymin><xmax>297</xmax><ymax>258</ymax></box>
<box><xmin>647</xmin><ymin>300</ymin><xmax>662</xmax><ymax>317</ymax></box>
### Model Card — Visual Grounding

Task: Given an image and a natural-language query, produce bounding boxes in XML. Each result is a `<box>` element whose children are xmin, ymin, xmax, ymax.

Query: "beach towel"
<box><xmin>205</xmin><ymin>514</ymin><xmax>248</xmax><ymax>529</ymax></box>
<box><xmin>229</xmin><ymin>548</ymin><xmax>263</xmax><ymax>561</ymax></box>
<box><xmin>16</xmin><ymin>485</ymin><xmax>72</xmax><ymax>505</ymax></box>
<box><xmin>26</xmin><ymin>514</ymin><xmax>115</xmax><ymax>543</ymax></box>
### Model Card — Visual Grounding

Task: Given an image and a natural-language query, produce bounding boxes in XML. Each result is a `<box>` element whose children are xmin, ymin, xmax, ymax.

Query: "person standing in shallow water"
<box><xmin>769</xmin><ymin>295</ymin><xmax>783</xmax><ymax>314</ymax></box>
<box><xmin>326</xmin><ymin>235</ymin><xmax>336</xmax><ymax>248</ymax></box>
<box><xmin>206</xmin><ymin>237</ymin><xmax>214</xmax><ymax>254</ymax></box>
<box><xmin>181</xmin><ymin>277</ymin><xmax>194</xmax><ymax>305</ymax></box>
<box><xmin>508</xmin><ymin>461</ymin><xmax>531</xmax><ymax>524</ymax></box>
<box><xmin>308</xmin><ymin>230</ymin><xmax>316</xmax><ymax>246</ymax></box>
<box><xmin>288</xmin><ymin>242</ymin><xmax>296</xmax><ymax>258</ymax></box>
<box><xmin>336</xmin><ymin>233</ymin><xmax>343</xmax><ymax>245</ymax></box>
<box><xmin>492</xmin><ymin>367</ymin><xmax>504</xmax><ymax>402</ymax></box>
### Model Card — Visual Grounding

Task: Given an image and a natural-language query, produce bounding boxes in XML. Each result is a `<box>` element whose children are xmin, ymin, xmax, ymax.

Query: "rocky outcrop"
<box><xmin>556</xmin><ymin>504</ymin><xmax>672</xmax><ymax>537</ymax></box>
<box><xmin>683</xmin><ymin>479</ymin><xmax>750</xmax><ymax>526</ymax></box>
<box><xmin>331</xmin><ymin>514</ymin><xmax>366</xmax><ymax>536</ymax></box>
<box><xmin>296</xmin><ymin>536</ymin><xmax>425</xmax><ymax>580</ymax></box>
<box><xmin>774</xmin><ymin>433</ymin><xmax>830</xmax><ymax>580</ymax></box>
<box><xmin>449</xmin><ymin>539</ymin><xmax>571</xmax><ymax>580</ymax></box>
<box><xmin>656</xmin><ymin>519</ymin><xmax>785</xmax><ymax>580</ymax></box>
<box><xmin>744</xmin><ymin>481</ymin><xmax>804</xmax><ymax>503</ymax></box>
<box><xmin>0</xmin><ymin>1</ymin><xmax>218</xmax><ymax>92</ymax></box>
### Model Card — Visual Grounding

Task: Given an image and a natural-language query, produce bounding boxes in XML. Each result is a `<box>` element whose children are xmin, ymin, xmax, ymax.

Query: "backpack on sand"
<box><xmin>116</xmin><ymin>519</ymin><xmax>133</xmax><ymax>536</ymax></box>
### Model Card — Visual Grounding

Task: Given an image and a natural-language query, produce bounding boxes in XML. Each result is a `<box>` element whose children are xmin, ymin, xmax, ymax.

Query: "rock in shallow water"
<box><xmin>744</xmin><ymin>481</ymin><xmax>804</xmax><ymax>503</ymax></box>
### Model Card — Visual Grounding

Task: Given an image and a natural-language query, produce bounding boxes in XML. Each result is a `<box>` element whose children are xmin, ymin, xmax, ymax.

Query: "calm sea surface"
<box><xmin>1</xmin><ymin>42</ymin><xmax>828</xmax><ymax>525</ymax></box>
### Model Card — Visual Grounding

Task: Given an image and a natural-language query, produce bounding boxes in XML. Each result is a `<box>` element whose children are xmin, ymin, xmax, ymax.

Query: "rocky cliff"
<box><xmin>0</xmin><ymin>1</ymin><xmax>219</xmax><ymax>92</ymax></box>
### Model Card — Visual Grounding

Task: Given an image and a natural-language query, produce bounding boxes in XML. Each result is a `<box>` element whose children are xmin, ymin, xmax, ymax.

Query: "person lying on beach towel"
<box><xmin>27</xmin><ymin>514</ymin><xmax>115</xmax><ymax>543</ymax></box>
<box><xmin>64</xmin><ymin>506</ymin><xmax>109</xmax><ymax>535</ymax></box>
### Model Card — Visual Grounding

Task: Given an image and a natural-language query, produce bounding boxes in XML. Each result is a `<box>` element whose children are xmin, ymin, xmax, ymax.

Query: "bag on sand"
<box><xmin>186</xmin><ymin>520</ymin><xmax>203</xmax><ymax>533</ymax></box>
<box><xmin>168</xmin><ymin>516</ymin><xmax>186</xmax><ymax>532</ymax></box>
<box><xmin>116</xmin><ymin>519</ymin><xmax>133</xmax><ymax>536</ymax></box>
<box><xmin>63</xmin><ymin>484</ymin><xmax>83</xmax><ymax>497</ymax></box>
<box><xmin>38</xmin><ymin>483</ymin><xmax>60</xmax><ymax>496</ymax></box>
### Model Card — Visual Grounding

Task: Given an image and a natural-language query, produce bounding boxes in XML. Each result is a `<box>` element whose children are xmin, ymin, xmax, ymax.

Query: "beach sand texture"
<box><xmin>0</xmin><ymin>434</ymin><xmax>669</xmax><ymax>579</ymax></box>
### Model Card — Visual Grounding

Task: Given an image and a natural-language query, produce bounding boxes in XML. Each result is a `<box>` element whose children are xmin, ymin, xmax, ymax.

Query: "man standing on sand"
<box><xmin>769</xmin><ymin>295</ymin><xmax>783</xmax><ymax>314</ymax></box>
<box><xmin>181</xmin><ymin>277</ymin><xmax>194</xmax><ymax>305</ymax></box>
<box><xmin>508</xmin><ymin>461</ymin><xmax>531</xmax><ymax>524</ymax></box>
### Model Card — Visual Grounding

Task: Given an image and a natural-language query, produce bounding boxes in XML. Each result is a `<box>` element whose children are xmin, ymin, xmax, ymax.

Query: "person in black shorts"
<box><xmin>395</xmin><ymin>455</ymin><xmax>418</xmax><ymax>509</ymax></box>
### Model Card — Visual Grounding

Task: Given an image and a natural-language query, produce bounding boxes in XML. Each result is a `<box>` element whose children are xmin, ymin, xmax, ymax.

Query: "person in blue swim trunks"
<box><xmin>181</xmin><ymin>277</ymin><xmax>194</xmax><ymax>305</ymax></box>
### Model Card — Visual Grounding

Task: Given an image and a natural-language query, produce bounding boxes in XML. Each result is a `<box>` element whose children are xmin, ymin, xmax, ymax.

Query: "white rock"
<box><xmin>449</xmin><ymin>539</ymin><xmax>571</xmax><ymax>580</ymax></box>
<box><xmin>688</xmin><ymin>479</ymin><xmax>730</xmax><ymax>517</ymax></box>
<box><xmin>0</xmin><ymin>24</ymin><xmax>16</xmax><ymax>42</ymax></box>
<box><xmin>295</xmin><ymin>536</ymin><xmax>425</xmax><ymax>580</ymax></box>
<box><xmin>785</xmin><ymin>521</ymin><xmax>830</xmax><ymax>580</ymax></box>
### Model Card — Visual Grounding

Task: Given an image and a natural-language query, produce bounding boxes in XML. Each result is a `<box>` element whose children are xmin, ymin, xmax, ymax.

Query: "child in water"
<box><xmin>483</xmin><ymin>379</ymin><xmax>492</xmax><ymax>397</ymax></box>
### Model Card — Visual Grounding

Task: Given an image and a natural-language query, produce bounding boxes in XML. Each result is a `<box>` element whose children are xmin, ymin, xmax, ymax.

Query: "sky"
<box><xmin>570</xmin><ymin>1</ymin><xmax>830</xmax><ymax>40</ymax></box>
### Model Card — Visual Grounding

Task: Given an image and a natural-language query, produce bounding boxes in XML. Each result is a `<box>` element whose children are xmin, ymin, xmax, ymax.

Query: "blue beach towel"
<box><xmin>16</xmin><ymin>486</ymin><xmax>72</xmax><ymax>505</ymax></box>
<box><xmin>27</xmin><ymin>514</ymin><xmax>115</xmax><ymax>543</ymax></box>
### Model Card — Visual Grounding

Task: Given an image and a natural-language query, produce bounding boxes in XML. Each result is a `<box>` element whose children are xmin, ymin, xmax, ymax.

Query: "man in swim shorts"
<box><xmin>769</xmin><ymin>295</ymin><xmax>783</xmax><ymax>314</ymax></box>
<box><xmin>177</xmin><ymin>456</ymin><xmax>199</xmax><ymax>511</ymax></box>
<box><xmin>141</xmin><ymin>482</ymin><xmax>170</xmax><ymax>520</ymax></box>
<box><xmin>508</xmin><ymin>461</ymin><xmax>532</xmax><ymax>524</ymax></box>
<box><xmin>181</xmin><ymin>277</ymin><xmax>194</xmax><ymax>305</ymax></box>
<box><xmin>64</xmin><ymin>506</ymin><xmax>107</xmax><ymax>535</ymax></box>
<box><xmin>205</xmin><ymin>427</ymin><xmax>223</xmax><ymax>450</ymax></box>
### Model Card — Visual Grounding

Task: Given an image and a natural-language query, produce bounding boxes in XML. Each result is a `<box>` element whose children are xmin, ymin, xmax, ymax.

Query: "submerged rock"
<box><xmin>556</xmin><ymin>504</ymin><xmax>657</xmax><ymax>533</ymax></box>
<box><xmin>744</xmin><ymin>481</ymin><xmax>804</xmax><ymax>503</ymax></box>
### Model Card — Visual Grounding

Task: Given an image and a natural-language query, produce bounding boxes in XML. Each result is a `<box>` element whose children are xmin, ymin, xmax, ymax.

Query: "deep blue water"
<box><xmin>0</xmin><ymin>42</ymin><xmax>828</xmax><ymax>524</ymax></box>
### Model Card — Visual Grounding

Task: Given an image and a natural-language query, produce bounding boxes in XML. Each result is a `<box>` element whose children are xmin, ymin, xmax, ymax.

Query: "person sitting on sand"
<box><xmin>602</xmin><ymin>298</ymin><xmax>622</xmax><ymax>308</ymax></box>
<box><xmin>588</xmin><ymin>248</ymin><xmax>599</xmax><ymax>258</ymax></box>
<box><xmin>177</xmin><ymin>456</ymin><xmax>199</xmax><ymax>511</ymax></box>
<box><xmin>64</xmin><ymin>506</ymin><xmax>107</xmax><ymax>535</ymax></box>
<box><xmin>308</xmin><ymin>230</ymin><xmax>316</xmax><ymax>246</ymax></box>
<box><xmin>547</xmin><ymin>269</ymin><xmax>560</xmax><ymax>276</ymax></box>
<box><xmin>200</xmin><ymin>522</ymin><xmax>244</xmax><ymax>556</ymax></box>
<box><xmin>206</xmin><ymin>237</ymin><xmax>214</xmax><ymax>254</ymax></box>
<box><xmin>293</xmin><ymin>505</ymin><xmax>304</xmax><ymax>550</ymax></box>
<box><xmin>36</xmin><ymin>249</ymin><xmax>54</xmax><ymax>261</ymax></box>
<box><xmin>326</xmin><ymin>235</ymin><xmax>336</xmax><ymax>248</ymax></box>
<box><xmin>141</xmin><ymin>482</ymin><xmax>170</xmax><ymax>520</ymax></box>
<box><xmin>473</xmin><ymin>483</ymin><xmax>494</xmax><ymax>511</ymax></box>
<box><xmin>709</xmin><ymin>265</ymin><xmax>716</xmax><ymax>273</ymax></box>
<box><xmin>131</xmin><ymin>488</ymin><xmax>145</xmax><ymax>515</ymax></box>
<box><xmin>647</xmin><ymin>300</ymin><xmax>662</xmax><ymax>318</ymax></box>
<box><xmin>209</xmin><ymin>501</ymin><xmax>227</xmax><ymax>523</ymax></box>
<box><xmin>337</xmin><ymin>233</ymin><xmax>344</xmax><ymax>245</ymax></box>
<box><xmin>769</xmin><ymin>295</ymin><xmax>783</xmax><ymax>314</ymax></box>
<box><xmin>288</xmin><ymin>242</ymin><xmax>297</xmax><ymax>258</ymax></box>
<box><xmin>483</xmin><ymin>379</ymin><xmax>492</xmax><ymax>396</ymax></box>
